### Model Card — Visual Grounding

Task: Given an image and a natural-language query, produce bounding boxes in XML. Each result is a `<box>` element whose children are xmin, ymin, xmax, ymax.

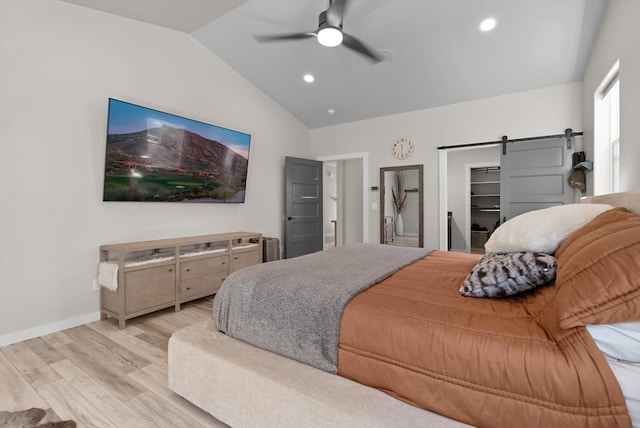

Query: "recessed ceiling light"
<box><xmin>327</xmin><ymin>108</ymin><xmax>336</xmax><ymax>116</ymax></box>
<box><xmin>479</xmin><ymin>18</ymin><xmax>497</xmax><ymax>32</ymax></box>
<box><xmin>303</xmin><ymin>74</ymin><xmax>315</xmax><ymax>83</ymax></box>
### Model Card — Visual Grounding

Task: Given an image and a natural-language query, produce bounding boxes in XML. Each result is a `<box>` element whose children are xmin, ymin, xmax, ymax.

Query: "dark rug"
<box><xmin>0</xmin><ymin>408</ymin><xmax>76</xmax><ymax>428</ymax></box>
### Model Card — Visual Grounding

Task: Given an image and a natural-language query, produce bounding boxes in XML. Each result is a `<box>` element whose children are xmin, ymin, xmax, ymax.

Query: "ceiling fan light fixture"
<box><xmin>317</xmin><ymin>27</ymin><xmax>343</xmax><ymax>47</ymax></box>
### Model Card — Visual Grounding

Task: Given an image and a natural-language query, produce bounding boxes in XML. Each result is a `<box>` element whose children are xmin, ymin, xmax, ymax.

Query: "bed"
<box><xmin>168</xmin><ymin>191</ymin><xmax>640</xmax><ymax>428</ymax></box>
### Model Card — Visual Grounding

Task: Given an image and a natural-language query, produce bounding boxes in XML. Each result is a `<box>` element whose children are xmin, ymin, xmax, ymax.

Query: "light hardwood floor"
<box><xmin>0</xmin><ymin>297</ymin><xmax>229</xmax><ymax>428</ymax></box>
<box><xmin>387</xmin><ymin>235</ymin><xmax>419</xmax><ymax>247</ymax></box>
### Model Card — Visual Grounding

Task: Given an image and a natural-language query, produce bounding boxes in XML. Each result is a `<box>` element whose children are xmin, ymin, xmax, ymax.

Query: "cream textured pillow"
<box><xmin>484</xmin><ymin>203</ymin><xmax>612</xmax><ymax>254</ymax></box>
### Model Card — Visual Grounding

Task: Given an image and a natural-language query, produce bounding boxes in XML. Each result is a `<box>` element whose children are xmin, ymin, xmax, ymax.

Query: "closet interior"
<box><xmin>470</xmin><ymin>166</ymin><xmax>501</xmax><ymax>253</ymax></box>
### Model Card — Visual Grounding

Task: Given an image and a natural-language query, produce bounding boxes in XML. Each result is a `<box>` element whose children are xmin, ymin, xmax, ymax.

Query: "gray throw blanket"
<box><xmin>213</xmin><ymin>243</ymin><xmax>431</xmax><ymax>373</ymax></box>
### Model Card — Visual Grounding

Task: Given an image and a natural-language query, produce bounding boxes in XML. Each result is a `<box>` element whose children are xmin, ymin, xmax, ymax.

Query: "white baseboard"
<box><xmin>0</xmin><ymin>311</ymin><xmax>101</xmax><ymax>347</ymax></box>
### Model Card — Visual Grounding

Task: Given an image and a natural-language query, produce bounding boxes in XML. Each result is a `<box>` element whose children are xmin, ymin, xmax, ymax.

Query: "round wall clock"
<box><xmin>392</xmin><ymin>137</ymin><xmax>414</xmax><ymax>159</ymax></box>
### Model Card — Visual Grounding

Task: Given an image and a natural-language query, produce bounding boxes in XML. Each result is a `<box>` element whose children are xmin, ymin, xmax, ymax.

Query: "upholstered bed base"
<box><xmin>168</xmin><ymin>320</ymin><xmax>470</xmax><ymax>428</ymax></box>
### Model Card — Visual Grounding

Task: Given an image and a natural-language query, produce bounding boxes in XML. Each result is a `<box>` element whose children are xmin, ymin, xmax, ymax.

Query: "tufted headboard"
<box><xmin>581</xmin><ymin>191</ymin><xmax>640</xmax><ymax>215</ymax></box>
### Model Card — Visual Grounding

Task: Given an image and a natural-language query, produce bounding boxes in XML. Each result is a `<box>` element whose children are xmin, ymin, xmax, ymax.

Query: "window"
<box><xmin>608</xmin><ymin>80</ymin><xmax>620</xmax><ymax>192</ymax></box>
<box><xmin>594</xmin><ymin>62</ymin><xmax>620</xmax><ymax>195</ymax></box>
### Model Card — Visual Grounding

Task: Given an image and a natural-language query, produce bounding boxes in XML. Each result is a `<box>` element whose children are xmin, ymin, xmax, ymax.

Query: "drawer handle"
<box><xmin>234</xmin><ymin>256</ymin><xmax>238</xmax><ymax>260</ymax></box>
<box><xmin>168</xmin><ymin>269</ymin><xmax>173</xmax><ymax>272</ymax></box>
<box><xmin>186</xmin><ymin>269</ymin><xmax>191</xmax><ymax>272</ymax></box>
<box><xmin>186</xmin><ymin>287</ymin><xmax>191</xmax><ymax>290</ymax></box>
<box><xmin>221</xmin><ymin>262</ymin><xmax>226</xmax><ymax>265</ymax></box>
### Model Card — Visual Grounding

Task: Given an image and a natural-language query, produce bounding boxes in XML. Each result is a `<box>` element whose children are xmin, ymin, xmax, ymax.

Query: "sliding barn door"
<box><xmin>284</xmin><ymin>157</ymin><xmax>323</xmax><ymax>259</ymax></box>
<box><xmin>500</xmin><ymin>137</ymin><xmax>574</xmax><ymax>223</ymax></box>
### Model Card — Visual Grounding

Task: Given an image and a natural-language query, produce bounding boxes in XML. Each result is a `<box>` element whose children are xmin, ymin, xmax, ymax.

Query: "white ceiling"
<box><xmin>61</xmin><ymin>0</ymin><xmax>609</xmax><ymax>129</ymax></box>
<box><xmin>60</xmin><ymin>0</ymin><xmax>249</xmax><ymax>33</ymax></box>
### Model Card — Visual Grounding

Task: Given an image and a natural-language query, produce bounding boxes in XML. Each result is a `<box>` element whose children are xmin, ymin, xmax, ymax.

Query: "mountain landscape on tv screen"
<box><xmin>104</xmin><ymin>125</ymin><xmax>248</xmax><ymax>202</ymax></box>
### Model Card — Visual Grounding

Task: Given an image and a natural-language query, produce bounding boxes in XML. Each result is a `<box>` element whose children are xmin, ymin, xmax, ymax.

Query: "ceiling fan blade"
<box><xmin>342</xmin><ymin>33</ymin><xmax>383</xmax><ymax>63</ymax></box>
<box><xmin>327</xmin><ymin>0</ymin><xmax>348</xmax><ymax>26</ymax></box>
<box><xmin>254</xmin><ymin>32</ymin><xmax>316</xmax><ymax>43</ymax></box>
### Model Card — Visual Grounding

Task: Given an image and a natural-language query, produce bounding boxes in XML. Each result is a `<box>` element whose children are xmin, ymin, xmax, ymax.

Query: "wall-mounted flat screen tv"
<box><xmin>103</xmin><ymin>98</ymin><xmax>251</xmax><ymax>203</ymax></box>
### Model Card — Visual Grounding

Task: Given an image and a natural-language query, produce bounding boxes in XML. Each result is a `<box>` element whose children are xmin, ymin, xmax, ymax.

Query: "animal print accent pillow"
<box><xmin>460</xmin><ymin>252</ymin><xmax>556</xmax><ymax>297</ymax></box>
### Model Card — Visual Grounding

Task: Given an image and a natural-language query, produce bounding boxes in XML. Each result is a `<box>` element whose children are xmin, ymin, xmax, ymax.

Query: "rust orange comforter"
<box><xmin>338</xmin><ymin>250</ymin><xmax>631</xmax><ymax>428</ymax></box>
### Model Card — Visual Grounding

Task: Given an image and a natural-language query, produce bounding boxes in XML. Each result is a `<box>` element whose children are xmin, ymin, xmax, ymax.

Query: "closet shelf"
<box><xmin>470</xmin><ymin>166</ymin><xmax>501</xmax><ymax>253</ymax></box>
<box><xmin>470</xmin><ymin>181</ymin><xmax>500</xmax><ymax>185</ymax></box>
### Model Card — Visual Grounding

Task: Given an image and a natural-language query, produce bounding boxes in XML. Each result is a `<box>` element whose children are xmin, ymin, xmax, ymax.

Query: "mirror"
<box><xmin>380</xmin><ymin>165</ymin><xmax>424</xmax><ymax>248</ymax></box>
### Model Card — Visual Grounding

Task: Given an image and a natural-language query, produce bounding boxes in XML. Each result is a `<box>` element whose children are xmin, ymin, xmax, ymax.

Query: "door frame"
<box><xmin>316</xmin><ymin>152</ymin><xmax>369</xmax><ymax>244</ymax></box>
<box><xmin>438</xmin><ymin>145</ymin><xmax>500</xmax><ymax>250</ymax></box>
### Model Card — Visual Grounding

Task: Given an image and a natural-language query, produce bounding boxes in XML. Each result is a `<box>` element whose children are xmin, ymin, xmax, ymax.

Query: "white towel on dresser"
<box><xmin>98</xmin><ymin>262</ymin><xmax>118</xmax><ymax>291</ymax></box>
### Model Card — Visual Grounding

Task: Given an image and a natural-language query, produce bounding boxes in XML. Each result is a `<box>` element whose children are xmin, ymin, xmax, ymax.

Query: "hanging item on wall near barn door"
<box><xmin>569</xmin><ymin>151</ymin><xmax>593</xmax><ymax>193</ymax></box>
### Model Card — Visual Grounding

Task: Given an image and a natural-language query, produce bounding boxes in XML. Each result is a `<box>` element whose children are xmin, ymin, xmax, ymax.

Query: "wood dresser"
<box><xmin>99</xmin><ymin>232</ymin><xmax>262</xmax><ymax>328</ymax></box>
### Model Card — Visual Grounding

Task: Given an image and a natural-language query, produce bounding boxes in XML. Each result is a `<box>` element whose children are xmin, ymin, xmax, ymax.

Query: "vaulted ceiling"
<box><xmin>61</xmin><ymin>0</ymin><xmax>609</xmax><ymax>129</ymax></box>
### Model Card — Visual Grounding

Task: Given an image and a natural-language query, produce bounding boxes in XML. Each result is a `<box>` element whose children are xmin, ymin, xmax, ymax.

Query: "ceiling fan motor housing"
<box><xmin>318</xmin><ymin>10</ymin><xmax>342</xmax><ymax>32</ymax></box>
<box><xmin>317</xmin><ymin>10</ymin><xmax>343</xmax><ymax>47</ymax></box>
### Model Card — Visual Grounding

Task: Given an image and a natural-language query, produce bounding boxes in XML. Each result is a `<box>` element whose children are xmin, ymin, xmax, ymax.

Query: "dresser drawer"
<box><xmin>125</xmin><ymin>265</ymin><xmax>176</xmax><ymax>314</ymax></box>
<box><xmin>231</xmin><ymin>249</ymin><xmax>260</xmax><ymax>272</ymax></box>
<box><xmin>181</xmin><ymin>272</ymin><xmax>226</xmax><ymax>300</ymax></box>
<box><xmin>180</xmin><ymin>255</ymin><xmax>229</xmax><ymax>280</ymax></box>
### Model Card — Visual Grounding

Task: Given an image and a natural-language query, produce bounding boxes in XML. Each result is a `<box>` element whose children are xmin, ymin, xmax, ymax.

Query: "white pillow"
<box><xmin>587</xmin><ymin>322</ymin><xmax>640</xmax><ymax>363</ymax></box>
<box><xmin>484</xmin><ymin>203</ymin><xmax>613</xmax><ymax>254</ymax></box>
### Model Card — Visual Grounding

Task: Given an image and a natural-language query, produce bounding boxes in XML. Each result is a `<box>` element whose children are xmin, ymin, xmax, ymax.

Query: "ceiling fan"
<box><xmin>254</xmin><ymin>0</ymin><xmax>383</xmax><ymax>64</ymax></box>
